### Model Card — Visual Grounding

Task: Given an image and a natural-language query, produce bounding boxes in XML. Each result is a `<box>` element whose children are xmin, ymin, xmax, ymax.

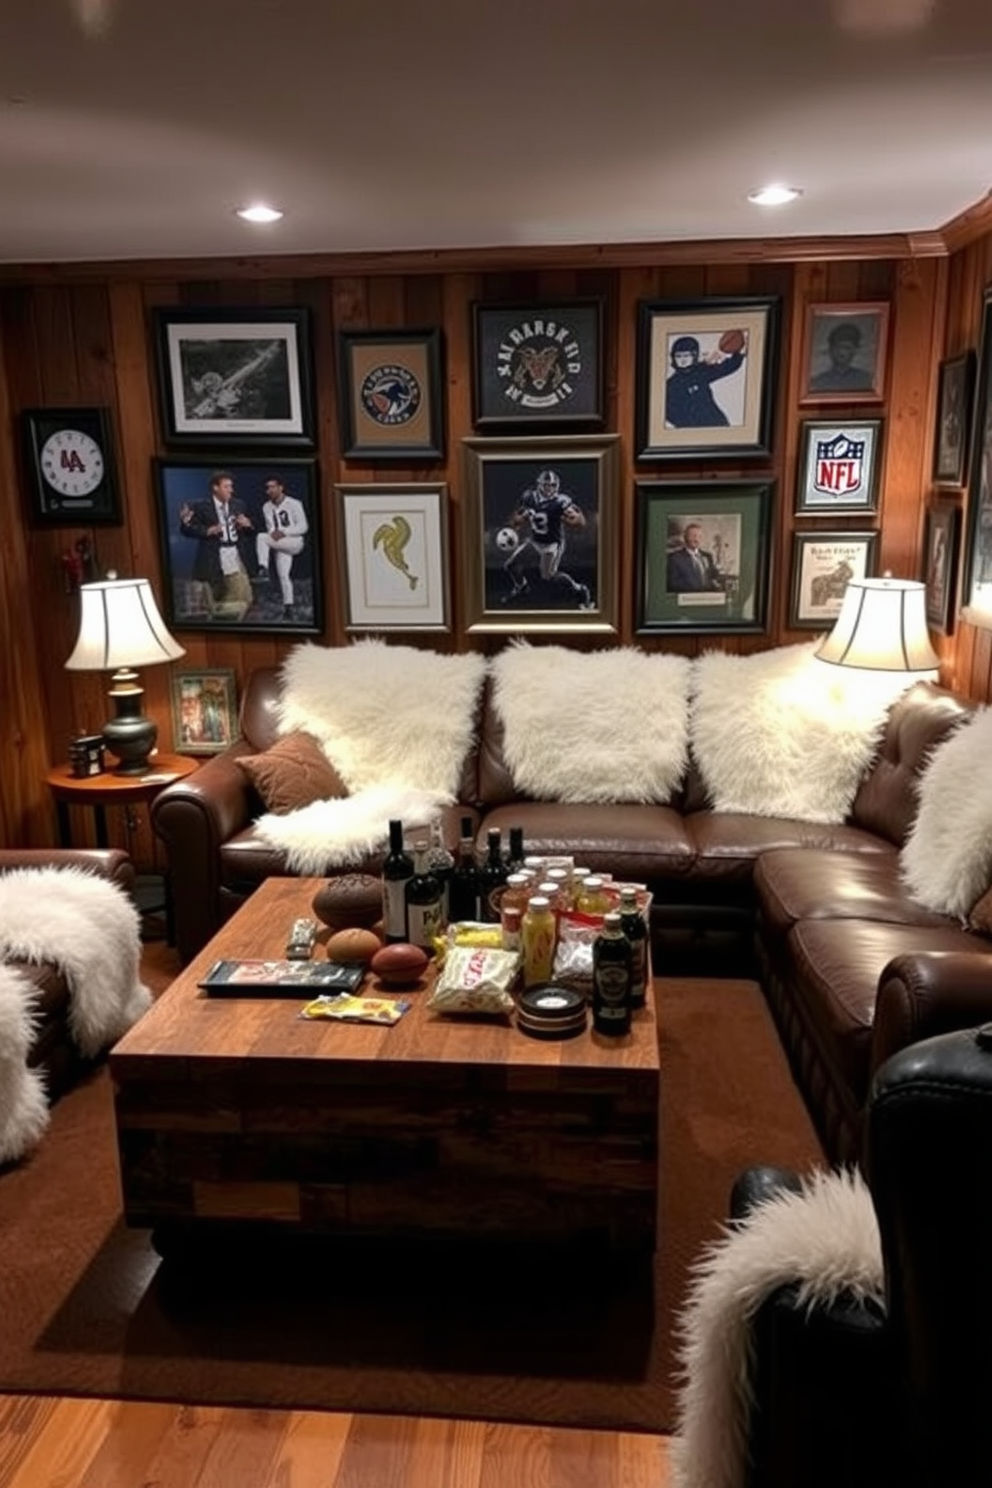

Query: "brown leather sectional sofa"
<box><xmin>152</xmin><ymin>666</ymin><xmax>992</xmax><ymax>1163</ymax></box>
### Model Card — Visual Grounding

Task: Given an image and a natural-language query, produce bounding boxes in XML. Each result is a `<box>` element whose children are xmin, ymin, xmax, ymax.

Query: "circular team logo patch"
<box><xmin>496</xmin><ymin>316</ymin><xmax>582</xmax><ymax>411</ymax></box>
<box><xmin>360</xmin><ymin>364</ymin><xmax>421</xmax><ymax>426</ymax></box>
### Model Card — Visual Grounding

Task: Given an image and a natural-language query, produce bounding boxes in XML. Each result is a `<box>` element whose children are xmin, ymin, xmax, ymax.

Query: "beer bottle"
<box><xmin>592</xmin><ymin>910</ymin><xmax>632</xmax><ymax>1036</ymax></box>
<box><xmin>506</xmin><ymin>825</ymin><xmax>526</xmax><ymax>874</ymax></box>
<box><xmin>405</xmin><ymin>841</ymin><xmax>444</xmax><ymax>954</ymax></box>
<box><xmin>619</xmin><ymin>887</ymin><xmax>648</xmax><ymax>1010</ymax></box>
<box><xmin>448</xmin><ymin>815</ymin><xmax>481</xmax><ymax>923</ymax></box>
<box><xmin>478</xmin><ymin>828</ymin><xmax>509</xmax><ymax>921</ymax></box>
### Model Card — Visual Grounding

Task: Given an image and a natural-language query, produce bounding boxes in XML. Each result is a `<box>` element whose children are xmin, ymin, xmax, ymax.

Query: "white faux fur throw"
<box><xmin>491</xmin><ymin>641</ymin><xmax>692</xmax><ymax>803</ymax></box>
<box><xmin>254</xmin><ymin>783</ymin><xmax>451</xmax><ymax>876</ymax></box>
<box><xmin>0</xmin><ymin>866</ymin><xmax>152</xmax><ymax>1163</ymax></box>
<box><xmin>670</xmin><ymin>1167</ymin><xmax>883</xmax><ymax>1488</ymax></box>
<box><xmin>900</xmin><ymin>704</ymin><xmax>992</xmax><ymax>917</ymax></box>
<box><xmin>0</xmin><ymin>965</ymin><xmax>51</xmax><ymax>1165</ymax></box>
<box><xmin>690</xmin><ymin>643</ymin><xmax>908</xmax><ymax>823</ymax></box>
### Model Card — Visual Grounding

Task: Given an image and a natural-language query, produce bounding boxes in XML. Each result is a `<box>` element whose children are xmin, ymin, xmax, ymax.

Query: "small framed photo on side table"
<box><xmin>171</xmin><ymin>669</ymin><xmax>238</xmax><ymax>754</ymax></box>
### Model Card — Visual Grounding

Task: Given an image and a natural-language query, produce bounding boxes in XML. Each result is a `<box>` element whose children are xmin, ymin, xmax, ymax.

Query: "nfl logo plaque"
<box><xmin>795</xmin><ymin>418</ymin><xmax>883</xmax><ymax>515</ymax></box>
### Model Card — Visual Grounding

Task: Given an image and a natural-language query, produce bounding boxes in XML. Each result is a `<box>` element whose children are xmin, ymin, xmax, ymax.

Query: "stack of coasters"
<box><xmin>516</xmin><ymin>983</ymin><xmax>587</xmax><ymax>1040</ymax></box>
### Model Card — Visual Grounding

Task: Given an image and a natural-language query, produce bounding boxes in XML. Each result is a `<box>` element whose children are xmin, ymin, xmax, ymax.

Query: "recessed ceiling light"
<box><xmin>748</xmin><ymin>185</ymin><xmax>802</xmax><ymax>207</ymax></box>
<box><xmin>236</xmin><ymin>204</ymin><xmax>284</xmax><ymax>224</ymax></box>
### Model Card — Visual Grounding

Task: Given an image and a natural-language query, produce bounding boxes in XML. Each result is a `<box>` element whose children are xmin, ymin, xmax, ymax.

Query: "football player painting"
<box><xmin>501</xmin><ymin>467</ymin><xmax>593</xmax><ymax>608</ymax></box>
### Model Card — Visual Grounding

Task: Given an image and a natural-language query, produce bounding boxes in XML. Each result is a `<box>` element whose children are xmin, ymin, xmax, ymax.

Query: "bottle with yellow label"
<box><xmin>521</xmin><ymin>895</ymin><xmax>556</xmax><ymax>988</ymax></box>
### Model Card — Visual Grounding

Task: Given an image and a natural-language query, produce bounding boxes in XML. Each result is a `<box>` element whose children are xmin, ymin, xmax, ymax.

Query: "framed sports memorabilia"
<box><xmin>337</xmin><ymin>328</ymin><xmax>445</xmax><ymax>460</ymax></box>
<box><xmin>171</xmin><ymin>669</ymin><xmax>238</xmax><ymax>754</ymax></box>
<box><xmin>471</xmin><ymin>300</ymin><xmax>604</xmax><ymax>429</ymax></box>
<box><xmin>922</xmin><ymin>499</ymin><xmax>961</xmax><ymax>636</ymax></box>
<box><xmin>799</xmin><ymin>302</ymin><xmax>889</xmax><ymax>405</ymax></box>
<box><xmin>961</xmin><ymin>289</ymin><xmax>992</xmax><ymax>627</ymax></box>
<box><xmin>788</xmin><ymin>530</ymin><xmax>878</xmax><ymax>630</ymax></box>
<box><xmin>634</xmin><ymin>296</ymin><xmax>780</xmax><ymax>461</ymax></box>
<box><xmin>795</xmin><ymin>418</ymin><xmax>883</xmax><ymax>515</ymax></box>
<box><xmin>153</xmin><ymin>306</ymin><xmax>315</xmax><ymax>447</ymax></box>
<box><xmin>336</xmin><ymin>482</ymin><xmax>451</xmax><ymax>633</ymax></box>
<box><xmin>933</xmin><ymin>350</ymin><xmax>976</xmax><ymax>487</ymax></box>
<box><xmin>461</xmin><ymin>434</ymin><xmax>619</xmax><ymax>635</ymax></box>
<box><xmin>21</xmin><ymin>407</ymin><xmax>122</xmax><ymax>525</ymax></box>
<box><xmin>634</xmin><ymin>478</ymin><xmax>774</xmax><ymax>635</ymax></box>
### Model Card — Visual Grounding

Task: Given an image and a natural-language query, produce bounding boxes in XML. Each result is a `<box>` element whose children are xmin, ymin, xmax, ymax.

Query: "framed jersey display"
<box><xmin>21</xmin><ymin>407</ymin><xmax>122</xmax><ymax>526</ymax></box>
<box><xmin>337</xmin><ymin>328</ymin><xmax>445</xmax><ymax>460</ymax></box>
<box><xmin>461</xmin><ymin>434</ymin><xmax>620</xmax><ymax>636</ymax></box>
<box><xmin>471</xmin><ymin>300</ymin><xmax>604</xmax><ymax>429</ymax></box>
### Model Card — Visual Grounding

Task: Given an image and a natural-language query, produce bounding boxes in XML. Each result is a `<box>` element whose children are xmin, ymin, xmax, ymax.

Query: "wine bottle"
<box><xmin>478</xmin><ymin>828</ymin><xmax>509</xmax><ymax>921</ymax></box>
<box><xmin>619</xmin><ymin>886</ymin><xmax>648</xmax><ymax>1010</ymax></box>
<box><xmin>405</xmin><ymin>841</ymin><xmax>444</xmax><ymax>954</ymax></box>
<box><xmin>506</xmin><ymin>825</ymin><xmax>526</xmax><ymax>874</ymax></box>
<box><xmin>449</xmin><ymin>816</ymin><xmax>481</xmax><ymax>923</ymax></box>
<box><xmin>592</xmin><ymin>910</ymin><xmax>633</xmax><ymax>1036</ymax></box>
<box><xmin>426</xmin><ymin>818</ymin><xmax>455</xmax><ymax>927</ymax></box>
<box><xmin>381</xmin><ymin>819</ymin><xmax>414</xmax><ymax>944</ymax></box>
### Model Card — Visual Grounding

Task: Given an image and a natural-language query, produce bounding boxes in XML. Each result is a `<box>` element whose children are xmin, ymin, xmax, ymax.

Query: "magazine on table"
<box><xmin>198</xmin><ymin>959</ymin><xmax>366</xmax><ymax>997</ymax></box>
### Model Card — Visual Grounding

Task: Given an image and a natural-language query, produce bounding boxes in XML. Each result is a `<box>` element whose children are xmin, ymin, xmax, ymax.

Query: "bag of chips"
<box><xmin>426</xmin><ymin>945</ymin><xmax>520</xmax><ymax>1016</ymax></box>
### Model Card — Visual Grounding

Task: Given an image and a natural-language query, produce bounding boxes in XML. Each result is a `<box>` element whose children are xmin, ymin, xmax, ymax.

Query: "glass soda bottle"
<box><xmin>592</xmin><ymin>910</ymin><xmax>633</xmax><ymax>1036</ymax></box>
<box><xmin>521</xmin><ymin>895</ymin><xmax>556</xmax><ymax>988</ymax></box>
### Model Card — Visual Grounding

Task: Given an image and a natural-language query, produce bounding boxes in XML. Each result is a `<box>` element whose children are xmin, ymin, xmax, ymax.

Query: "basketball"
<box><xmin>719</xmin><ymin>328</ymin><xmax>746</xmax><ymax>355</ymax></box>
<box><xmin>495</xmin><ymin>526</ymin><xmax>519</xmax><ymax>552</ymax></box>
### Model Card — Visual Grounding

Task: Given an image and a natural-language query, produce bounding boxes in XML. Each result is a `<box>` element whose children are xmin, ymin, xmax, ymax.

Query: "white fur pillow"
<box><xmin>490</xmin><ymin>641</ymin><xmax>691</xmax><ymax>803</ymax></box>
<box><xmin>690</xmin><ymin>643</ymin><xmax>905</xmax><ymax>823</ymax></box>
<box><xmin>900</xmin><ymin>706</ymin><xmax>992</xmax><ymax>917</ymax></box>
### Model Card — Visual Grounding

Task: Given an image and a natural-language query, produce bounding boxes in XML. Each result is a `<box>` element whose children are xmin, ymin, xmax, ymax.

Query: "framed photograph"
<box><xmin>20</xmin><ymin>406</ymin><xmax>122</xmax><ymax>525</ymax></box>
<box><xmin>336</xmin><ymin>482</ymin><xmax>450</xmax><ymax>632</ymax></box>
<box><xmin>153</xmin><ymin>307</ymin><xmax>315</xmax><ymax>447</ymax></box>
<box><xmin>799</xmin><ymin>302</ymin><xmax>889</xmax><ymax>405</ymax></box>
<box><xmin>933</xmin><ymin>350</ymin><xmax>976</xmax><ymax>487</ymax></box>
<box><xmin>788</xmin><ymin>531</ymin><xmax>879</xmax><ymax>630</ymax></box>
<box><xmin>471</xmin><ymin>300</ymin><xmax>603</xmax><ymax>429</ymax></box>
<box><xmin>922</xmin><ymin>500</ymin><xmax>961</xmax><ymax>636</ymax></box>
<box><xmin>154</xmin><ymin>457</ymin><xmax>323</xmax><ymax>635</ymax></box>
<box><xmin>461</xmin><ymin>434</ymin><xmax>619</xmax><ymax>635</ymax></box>
<box><xmin>961</xmin><ymin>289</ymin><xmax>992</xmax><ymax>627</ymax></box>
<box><xmin>634</xmin><ymin>478</ymin><xmax>774</xmax><ymax>635</ymax></box>
<box><xmin>171</xmin><ymin>669</ymin><xmax>238</xmax><ymax>754</ymax></box>
<box><xmin>634</xmin><ymin>295</ymin><xmax>780</xmax><ymax>461</ymax></box>
<box><xmin>336</xmin><ymin>328</ymin><xmax>445</xmax><ymax>460</ymax></box>
<box><xmin>795</xmin><ymin>418</ymin><xmax>883</xmax><ymax>515</ymax></box>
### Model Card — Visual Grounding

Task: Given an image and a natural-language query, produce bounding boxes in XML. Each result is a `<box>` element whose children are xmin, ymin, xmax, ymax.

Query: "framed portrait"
<box><xmin>799</xmin><ymin>302</ymin><xmax>889</xmax><ymax>405</ymax></box>
<box><xmin>795</xmin><ymin>418</ymin><xmax>883</xmax><ymax>515</ymax></box>
<box><xmin>922</xmin><ymin>500</ymin><xmax>961</xmax><ymax>636</ymax></box>
<box><xmin>153</xmin><ymin>307</ymin><xmax>315</xmax><ymax>447</ymax></box>
<box><xmin>20</xmin><ymin>406</ymin><xmax>122</xmax><ymax>525</ymax></box>
<box><xmin>471</xmin><ymin>300</ymin><xmax>603</xmax><ymax>429</ymax></box>
<box><xmin>788</xmin><ymin>531</ymin><xmax>879</xmax><ymax>630</ymax></box>
<box><xmin>961</xmin><ymin>289</ymin><xmax>992</xmax><ymax>627</ymax></box>
<box><xmin>461</xmin><ymin>434</ymin><xmax>619</xmax><ymax>635</ymax></box>
<box><xmin>336</xmin><ymin>328</ymin><xmax>445</xmax><ymax>460</ymax></box>
<box><xmin>634</xmin><ymin>296</ymin><xmax>780</xmax><ymax>461</ymax></box>
<box><xmin>336</xmin><ymin>482</ymin><xmax>450</xmax><ymax>632</ymax></box>
<box><xmin>933</xmin><ymin>350</ymin><xmax>976</xmax><ymax>487</ymax></box>
<box><xmin>171</xmin><ymin>669</ymin><xmax>238</xmax><ymax>754</ymax></box>
<box><xmin>634</xmin><ymin>479</ymin><xmax>774</xmax><ymax>635</ymax></box>
<box><xmin>154</xmin><ymin>457</ymin><xmax>323</xmax><ymax>635</ymax></box>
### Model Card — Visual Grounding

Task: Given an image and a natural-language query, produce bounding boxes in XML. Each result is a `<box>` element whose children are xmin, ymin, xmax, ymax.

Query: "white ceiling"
<box><xmin>1</xmin><ymin>0</ymin><xmax>991</xmax><ymax>266</ymax></box>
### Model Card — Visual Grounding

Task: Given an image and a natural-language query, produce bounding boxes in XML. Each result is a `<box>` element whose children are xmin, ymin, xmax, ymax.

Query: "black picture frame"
<box><xmin>152</xmin><ymin>306</ymin><xmax>316</xmax><ymax>448</ymax></box>
<box><xmin>933</xmin><ymin>350</ymin><xmax>976</xmax><ymax>487</ymax></box>
<box><xmin>471</xmin><ymin>300</ymin><xmax>604</xmax><ymax>429</ymax></box>
<box><xmin>20</xmin><ymin>406</ymin><xmax>122</xmax><ymax>526</ymax></box>
<box><xmin>961</xmin><ymin>288</ymin><xmax>992</xmax><ymax>626</ymax></box>
<box><xmin>634</xmin><ymin>296</ymin><xmax>780</xmax><ymax>461</ymax></box>
<box><xmin>788</xmin><ymin>530</ymin><xmax>879</xmax><ymax>630</ymax></box>
<box><xmin>461</xmin><ymin>434</ymin><xmax>620</xmax><ymax>635</ymax></box>
<box><xmin>155</xmin><ymin>457</ymin><xmax>323</xmax><ymax>635</ymax></box>
<box><xmin>336</xmin><ymin>328</ymin><xmax>445</xmax><ymax>461</ymax></box>
<box><xmin>634</xmin><ymin>478</ymin><xmax>774</xmax><ymax>635</ymax></box>
<box><xmin>795</xmin><ymin>418</ymin><xmax>883</xmax><ymax>515</ymax></box>
<box><xmin>922</xmin><ymin>499</ymin><xmax>961</xmax><ymax>636</ymax></box>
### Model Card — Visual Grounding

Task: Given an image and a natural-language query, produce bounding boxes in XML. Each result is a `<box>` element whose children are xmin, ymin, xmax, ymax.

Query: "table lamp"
<box><xmin>815</xmin><ymin>576</ymin><xmax>940</xmax><ymax>674</ymax></box>
<box><xmin>65</xmin><ymin>575</ymin><xmax>186</xmax><ymax>774</ymax></box>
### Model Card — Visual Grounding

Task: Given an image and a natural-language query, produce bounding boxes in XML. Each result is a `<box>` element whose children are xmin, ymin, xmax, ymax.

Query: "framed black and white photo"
<box><xmin>634</xmin><ymin>296</ymin><xmax>780</xmax><ymax>461</ymax></box>
<box><xmin>20</xmin><ymin>406</ymin><xmax>122</xmax><ymax>525</ymax></box>
<box><xmin>795</xmin><ymin>418</ymin><xmax>883</xmax><ymax>515</ymax></box>
<box><xmin>171</xmin><ymin>669</ymin><xmax>238</xmax><ymax>754</ymax></box>
<box><xmin>155</xmin><ymin>457</ymin><xmax>322</xmax><ymax>635</ymax></box>
<box><xmin>788</xmin><ymin>530</ymin><xmax>878</xmax><ymax>630</ymax></box>
<box><xmin>336</xmin><ymin>482</ymin><xmax>450</xmax><ymax>632</ymax></box>
<box><xmin>461</xmin><ymin>434</ymin><xmax>619</xmax><ymax>635</ymax></box>
<box><xmin>933</xmin><ymin>350</ymin><xmax>976</xmax><ymax>487</ymax></box>
<box><xmin>153</xmin><ymin>307</ymin><xmax>315</xmax><ymax>447</ymax></box>
<box><xmin>922</xmin><ymin>499</ymin><xmax>961</xmax><ymax>636</ymax></box>
<box><xmin>337</xmin><ymin>328</ymin><xmax>445</xmax><ymax>460</ymax></box>
<box><xmin>634</xmin><ymin>478</ymin><xmax>774</xmax><ymax>635</ymax></box>
<box><xmin>471</xmin><ymin>300</ymin><xmax>603</xmax><ymax>429</ymax></box>
<box><xmin>961</xmin><ymin>289</ymin><xmax>992</xmax><ymax>627</ymax></box>
<box><xmin>799</xmin><ymin>302</ymin><xmax>889</xmax><ymax>405</ymax></box>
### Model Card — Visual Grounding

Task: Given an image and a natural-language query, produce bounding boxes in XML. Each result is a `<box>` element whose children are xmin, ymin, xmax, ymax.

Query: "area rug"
<box><xmin>0</xmin><ymin>972</ymin><xmax>823</xmax><ymax>1432</ymax></box>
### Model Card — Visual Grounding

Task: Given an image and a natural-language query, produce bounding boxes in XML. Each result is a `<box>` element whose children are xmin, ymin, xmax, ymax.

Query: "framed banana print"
<box><xmin>461</xmin><ymin>434</ymin><xmax>619</xmax><ymax>635</ymax></box>
<box><xmin>634</xmin><ymin>295</ymin><xmax>780</xmax><ymax>461</ymax></box>
<box><xmin>634</xmin><ymin>478</ymin><xmax>774</xmax><ymax>635</ymax></box>
<box><xmin>788</xmin><ymin>531</ymin><xmax>878</xmax><ymax>629</ymax></box>
<box><xmin>471</xmin><ymin>300</ymin><xmax>603</xmax><ymax>429</ymax></box>
<box><xmin>171</xmin><ymin>669</ymin><xmax>238</xmax><ymax>754</ymax></box>
<box><xmin>337</xmin><ymin>328</ymin><xmax>445</xmax><ymax>460</ymax></box>
<box><xmin>933</xmin><ymin>351</ymin><xmax>975</xmax><ymax>487</ymax></box>
<box><xmin>922</xmin><ymin>499</ymin><xmax>961</xmax><ymax>635</ymax></box>
<box><xmin>795</xmin><ymin>418</ymin><xmax>883</xmax><ymax>515</ymax></box>
<box><xmin>336</xmin><ymin>482</ymin><xmax>450</xmax><ymax>632</ymax></box>
<box><xmin>153</xmin><ymin>307</ymin><xmax>315</xmax><ymax>447</ymax></box>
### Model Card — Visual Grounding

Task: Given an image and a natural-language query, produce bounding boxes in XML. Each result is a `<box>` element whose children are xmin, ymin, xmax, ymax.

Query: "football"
<box><xmin>495</xmin><ymin>526</ymin><xmax>519</xmax><ymax>552</ymax></box>
<box><xmin>718</xmin><ymin>327</ymin><xmax>746</xmax><ymax>355</ymax></box>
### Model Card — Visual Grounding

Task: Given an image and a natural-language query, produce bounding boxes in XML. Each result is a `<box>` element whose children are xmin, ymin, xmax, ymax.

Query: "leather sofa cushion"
<box><xmin>686</xmin><ymin>813</ymin><xmax>890</xmax><ymax>885</ymax></box>
<box><xmin>236</xmin><ymin>730</ymin><xmax>347</xmax><ymax>813</ymax></box>
<box><xmin>755</xmin><ymin>848</ymin><xmax>952</xmax><ymax>939</ymax></box>
<box><xmin>478</xmin><ymin>802</ymin><xmax>694</xmax><ymax>881</ymax></box>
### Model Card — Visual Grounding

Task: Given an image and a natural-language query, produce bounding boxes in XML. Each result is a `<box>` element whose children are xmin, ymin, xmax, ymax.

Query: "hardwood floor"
<box><xmin>0</xmin><ymin>1396</ymin><xmax>673</xmax><ymax>1487</ymax></box>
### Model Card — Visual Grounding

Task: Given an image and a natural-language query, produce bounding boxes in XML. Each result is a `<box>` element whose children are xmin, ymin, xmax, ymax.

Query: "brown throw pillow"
<box><xmin>968</xmin><ymin>885</ymin><xmax>992</xmax><ymax>937</ymax></box>
<box><xmin>237</xmin><ymin>732</ymin><xmax>347</xmax><ymax>813</ymax></box>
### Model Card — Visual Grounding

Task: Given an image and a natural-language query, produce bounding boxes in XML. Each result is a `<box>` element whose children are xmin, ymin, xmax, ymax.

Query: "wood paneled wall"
<box><xmin>0</xmin><ymin>233</ymin><xmax>982</xmax><ymax>861</ymax></box>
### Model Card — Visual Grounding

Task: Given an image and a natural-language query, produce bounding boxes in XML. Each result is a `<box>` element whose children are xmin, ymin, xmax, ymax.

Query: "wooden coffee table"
<box><xmin>111</xmin><ymin>876</ymin><xmax>660</xmax><ymax>1254</ymax></box>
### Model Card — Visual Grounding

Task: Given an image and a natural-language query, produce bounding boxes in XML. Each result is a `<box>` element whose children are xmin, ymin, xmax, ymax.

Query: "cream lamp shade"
<box><xmin>65</xmin><ymin>576</ymin><xmax>185</xmax><ymax>774</ymax></box>
<box><xmin>815</xmin><ymin>576</ymin><xmax>940</xmax><ymax>673</ymax></box>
